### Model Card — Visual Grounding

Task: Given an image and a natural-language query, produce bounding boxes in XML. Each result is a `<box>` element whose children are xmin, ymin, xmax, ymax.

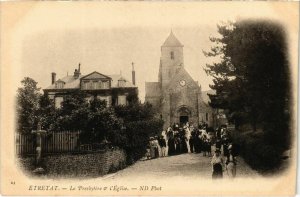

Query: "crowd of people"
<box><xmin>146</xmin><ymin>122</ymin><xmax>238</xmax><ymax>179</ymax></box>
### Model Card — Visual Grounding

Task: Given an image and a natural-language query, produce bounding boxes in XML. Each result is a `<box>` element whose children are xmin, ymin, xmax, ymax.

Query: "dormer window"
<box><xmin>170</xmin><ymin>51</ymin><xmax>174</xmax><ymax>60</ymax></box>
<box><xmin>55</xmin><ymin>81</ymin><xmax>64</xmax><ymax>89</ymax></box>
<box><xmin>118</xmin><ymin>79</ymin><xmax>126</xmax><ymax>87</ymax></box>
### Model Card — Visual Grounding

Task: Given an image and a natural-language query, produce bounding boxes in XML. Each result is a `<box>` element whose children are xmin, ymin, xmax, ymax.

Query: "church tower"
<box><xmin>146</xmin><ymin>31</ymin><xmax>214</xmax><ymax>129</ymax></box>
<box><xmin>159</xmin><ymin>31</ymin><xmax>184</xmax><ymax>90</ymax></box>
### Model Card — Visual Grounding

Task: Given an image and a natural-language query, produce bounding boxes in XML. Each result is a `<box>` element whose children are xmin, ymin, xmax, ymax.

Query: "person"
<box><xmin>158</xmin><ymin>135</ymin><xmax>167</xmax><ymax>157</ymax></box>
<box><xmin>180</xmin><ymin>135</ymin><xmax>188</xmax><ymax>153</ymax></box>
<box><xmin>146</xmin><ymin>144</ymin><xmax>151</xmax><ymax>160</ymax></box>
<box><xmin>175</xmin><ymin>134</ymin><xmax>181</xmax><ymax>155</ymax></box>
<box><xmin>216</xmin><ymin>138</ymin><xmax>222</xmax><ymax>150</ymax></box>
<box><xmin>202</xmin><ymin>135</ymin><xmax>208</xmax><ymax>156</ymax></box>
<box><xmin>153</xmin><ymin>136</ymin><xmax>160</xmax><ymax>158</ymax></box>
<box><xmin>225</xmin><ymin>145</ymin><xmax>237</xmax><ymax>179</ymax></box>
<box><xmin>207</xmin><ymin>138</ymin><xmax>212</xmax><ymax>157</ymax></box>
<box><xmin>161</xmin><ymin>130</ymin><xmax>167</xmax><ymax>141</ymax></box>
<box><xmin>194</xmin><ymin>129</ymin><xmax>202</xmax><ymax>153</ymax></box>
<box><xmin>222</xmin><ymin>137</ymin><xmax>229</xmax><ymax>157</ymax></box>
<box><xmin>149</xmin><ymin>137</ymin><xmax>156</xmax><ymax>159</ymax></box>
<box><xmin>168</xmin><ymin>135</ymin><xmax>176</xmax><ymax>156</ymax></box>
<box><xmin>189</xmin><ymin>134</ymin><xmax>194</xmax><ymax>153</ymax></box>
<box><xmin>211</xmin><ymin>149</ymin><xmax>224</xmax><ymax>179</ymax></box>
<box><xmin>166</xmin><ymin>127</ymin><xmax>173</xmax><ymax>141</ymax></box>
<box><xmin>185</xmin><ymin>125</ymin><xmax>191</xmax><ymax>151</ymax></box>
<box><xmin>173</xmin><ymin>123</ymin><xmax>179</xmax><ymax>134</ymax></box>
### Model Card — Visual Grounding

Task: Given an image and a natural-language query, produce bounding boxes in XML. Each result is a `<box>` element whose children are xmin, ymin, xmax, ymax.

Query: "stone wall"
<box><xmin>17</xmin><ymin>147</ymin><xmax>127</xmax><ymax>178</ymax></box>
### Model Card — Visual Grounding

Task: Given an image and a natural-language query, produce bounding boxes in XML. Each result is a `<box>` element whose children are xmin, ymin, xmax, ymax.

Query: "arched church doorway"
<box><xmin>177</xmin><ymin>106</ymin><xmax>191</xmax><ymax>126</ymax></box>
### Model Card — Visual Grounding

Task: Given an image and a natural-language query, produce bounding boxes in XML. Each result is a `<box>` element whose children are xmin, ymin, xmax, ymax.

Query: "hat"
<box><xmin>215</xmin><ymin>149</ymin><xmax>221</xmax><ymax>153</ymax></box>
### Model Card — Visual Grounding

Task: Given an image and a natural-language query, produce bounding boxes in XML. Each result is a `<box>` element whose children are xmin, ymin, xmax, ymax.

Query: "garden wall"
<box><xmin>18</xmin><ymin>147</ymin><xmax>127</xmax><ymax>178</ymax></box>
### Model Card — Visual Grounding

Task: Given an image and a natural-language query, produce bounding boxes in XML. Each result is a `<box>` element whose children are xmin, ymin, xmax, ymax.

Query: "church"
<box><xmin>145</xmin><ymin>31</ymin><xmax>214</xmax><ymax>129</ymax></box>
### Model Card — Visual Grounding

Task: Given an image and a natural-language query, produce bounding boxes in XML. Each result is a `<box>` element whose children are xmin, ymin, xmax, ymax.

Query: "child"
<box><xmin>146</xmin><ymin>144</ymin><xmax>151</xmax><ymax>160</ymax></box>
<box><xmin>211</xmin><ymin>149</ymin><xmax>224</xmax><ymax>179</ymax></box>
<box><xmin>226</xmin><ymin>145</ymin><xmax>237</xmax><ymax>178</ymax></box>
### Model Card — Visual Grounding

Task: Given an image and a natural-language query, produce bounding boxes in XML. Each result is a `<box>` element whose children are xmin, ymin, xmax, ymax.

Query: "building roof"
<box><xmin>81</xmin><ymin>71</ymin><xmax>112</xmax><ymax>80</ymax></box>
<box><xmin>44</xmin><ymin>72</ymin><xmax>135</xmax><ymax>91</ymax></box>
<box><xmin>162</xmin><ymin>31</ymin><xmax>184</xmax><ymax>47</ymax></box>
<box><xmin>166</xmin><ymin>67</ymin><xmax>200</xmax><ymax>92</ymax></box>
<box><xmin>44</xmin><ymin>75</ymin><xmax>82</xmax><ymax>90</ymax></box>
<box><xmin>108</xmin><ymin>74</ymin><xmax>135</xmax><ymax>88</ymax></box>
<box><xmin>145</xmin><ymin>82</ymin><xmax>161</xmax><ymax>97</ymax></box>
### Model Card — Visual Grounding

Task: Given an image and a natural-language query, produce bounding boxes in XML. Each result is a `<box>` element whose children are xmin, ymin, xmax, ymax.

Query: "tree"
<box><xmin>113</xmin><ymin>101</ymin><xmax>163</xmax><ymax>162</ymax></box>
<box><xmin>38</xmin><ymin>94</ymin><xmax>56</xmax><ymax>130</ymax></box>
<box><xmin>16</xmin><ymin>77</ymin><xmax>41</xmax><ymax>133</ymax></box>
<box><xmin>204</xmin><ymin>20</ymin><xmax>290</xmax><ymax>148</ymax></box>
<box><xmin>114</xmin><ymin>102</ymin><xmax>155</xmax><ymax>122</ymax></box>
<box><xmin>50</xmin><ymin>92</ymin><xmax>121</xmax><ymax>143</ymax></box>
<box><xmin>54</xmin><ymin>91</ymin><xmax>90</xmax><ymax>131</ymax></box>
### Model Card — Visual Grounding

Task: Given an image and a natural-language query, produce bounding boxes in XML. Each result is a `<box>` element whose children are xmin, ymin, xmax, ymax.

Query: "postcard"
<box><xmin>0</xmin><ymin>1</ymin><xmax>298</xmax><ymax>196</ymax></box>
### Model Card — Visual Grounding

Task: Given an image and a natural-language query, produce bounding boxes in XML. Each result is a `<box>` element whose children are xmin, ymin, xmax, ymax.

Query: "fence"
<box><xmin>15</xmin><ymin>131</ymin><xmax>81</xmax><ymax>156</ymax></box>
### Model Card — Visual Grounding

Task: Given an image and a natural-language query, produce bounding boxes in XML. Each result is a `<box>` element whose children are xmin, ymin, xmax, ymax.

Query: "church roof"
<box><xmin>162</xmin><ymin>31</ymin><xmax>184</xmax><ymax>47</ymax></box>
<box><xmin>166</xmin><ymin>67</ymin><xmax>200</xmax><ymax>92</ymax></box>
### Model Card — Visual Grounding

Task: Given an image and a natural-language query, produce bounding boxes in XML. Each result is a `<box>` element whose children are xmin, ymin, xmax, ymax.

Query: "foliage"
<box><xmin>108</xmin><ymin>119</ymin><xmax>164</xmax><ymax>164</ymax></box>
<box><xmin>17</xmin><ymin>77</ymin><xmax>163</xmax><ymax>163</ymax></box>
<box><xmin>16</xmin><ymin>77</ymin><xmax>42</xmax><ymax>133</ymax></box>
<box><xmin>231</xmin><ymin>131</ymin><xmax>281</xmax><ymax>172</ymax></box>
<box><xmin>114</xmin><ymin>102</ymin><xmax>155</xmax><ymax>122</ymax></box>
<box><xmin>52</xmin><ymin>93</ymin><xmax>121</xmax><ymax>144</ymax></box>
<box><xmin>204</xmin><ymin>20</ymin><xmax>290</xmax><ymax>149</ymax></box>
<box><xmin>112</xmin><ymin>102</ymin><xmax>164</xmax><ymax>163</ymax></box>
<box><xmin>38</xmin><ymin>94</ymin><xmax>56</xmax><ymax>130</ymax></box>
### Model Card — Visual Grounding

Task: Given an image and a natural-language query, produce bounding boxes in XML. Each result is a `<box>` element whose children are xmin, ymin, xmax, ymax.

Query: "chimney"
<box><xmin>51</xmin><ymin>72</ymin><xmax>56</xmax><ymax>84</ymax></box>
<box><xmin>74</xmin><ymin>69</ymin><xmax>79</xmax><ymax>79</ymax></box>
<box><xmin>73</xmin><ymin>63</ymin><xmax>81</xmax><ymax>79</ymax></box>
<box><xmin>78</xmin><ymin>63</ymin><xmax>81</xmax><ymax>75</ymax></box>
<box><xmin>132</xmin><ymin>62</ymin><xmax>136</xmax><ymax>86</ymax></box>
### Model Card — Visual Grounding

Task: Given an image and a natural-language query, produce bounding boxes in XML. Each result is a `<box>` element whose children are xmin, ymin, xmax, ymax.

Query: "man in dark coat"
<box><xmin>168</xmin><ymin>136</ymin><xmax>176</xmax><ymax>156</ymax></box>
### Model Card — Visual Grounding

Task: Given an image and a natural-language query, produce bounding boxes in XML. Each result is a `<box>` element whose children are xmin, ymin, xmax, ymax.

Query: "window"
<box><xmin>97</xmin><ymin>96</ymin><xmax>111</xmax><ymax>107</ymax></box>
<box><xmin>93</xmin><ymin>81</ymin><xmax>99</xmax><ymax>89</ymax></box>
<box><xmin>85</xmin><ymin>96</ymin><xmax>94</xmax><ymax>103</ymax></box>
<box><xmin>170</xmin><ymin>51</ymin><xmax>174</xmax><ymax>60</ymax></box>
<box><xmin>117</xmin><ymin>95</ymin><xmax>127</xmax><ymax>105</ymax></box>
<box><xmin>118</xmin><ymin>80</ymin><xmax>125</xmax><ymax>87</ymax></box>
<box><xmin>102</xmin><ymin>81</ymin><xmax>109</xmax><ymax>89</ymax></box>
<box><xmin>48</xmin><ymin>94</ymin><xmax>54</xmax><ymax>100</ymax></box>
<box><xmin>55</xmin><ymin>97</ymin><xmax>63</xmax><ymax>108</ymax></box>
<box><xmin>206</xmin><ymin>113</ymin><xmax>208</xmax><ymax>121</ymax></box>
<box><xmin>56</xmin><ymin>82</ymin><xmax>64</xmax><ymax>89</ymax></box>
<box><xmin>83</xmin><ymin>81</ymin><xmax>90</xmax><ymax>89</ymax></box>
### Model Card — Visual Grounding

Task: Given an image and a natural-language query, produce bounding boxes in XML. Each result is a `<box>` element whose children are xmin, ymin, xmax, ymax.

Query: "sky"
<box><xmin>20</xmin><ymin>26</ymin><xmax>217</xmax><ymax>101</ymax></box>
<box><xmin>8</xmin><ymin>2</ymin><xmax>295</xmax><ymax>102</ymax></box>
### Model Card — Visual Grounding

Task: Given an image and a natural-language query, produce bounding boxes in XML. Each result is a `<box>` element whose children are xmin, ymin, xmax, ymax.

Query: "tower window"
<box><xmin>170</xmin><ymin>51</ymin><xmax>174</xmax><ymax>60</ymax></box>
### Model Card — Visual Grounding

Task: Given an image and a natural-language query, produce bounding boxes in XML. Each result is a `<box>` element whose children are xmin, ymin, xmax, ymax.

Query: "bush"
<box><xmin>108</xmin><ymin>119</ymin><xmax>164</xmax><ymax>164</ymax></box>
<box><xmin>232</xmin><ymin>131</ymin><xmax>282</xmax><ymax>172</ymax></box>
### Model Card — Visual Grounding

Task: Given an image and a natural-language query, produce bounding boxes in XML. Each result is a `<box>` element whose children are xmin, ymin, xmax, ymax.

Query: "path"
<box><xmin>104</xmin><ymin>153</ymin><xmax>260</xmax><ymax>181</ymax></box>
